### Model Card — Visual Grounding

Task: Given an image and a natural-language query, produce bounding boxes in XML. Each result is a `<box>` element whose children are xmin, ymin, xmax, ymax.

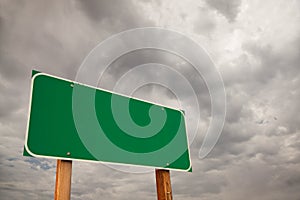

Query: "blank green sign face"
<box><xmin>24</xmin><ymin>71</ymin><xmax>191</xmax><ymax>171</ymax></box>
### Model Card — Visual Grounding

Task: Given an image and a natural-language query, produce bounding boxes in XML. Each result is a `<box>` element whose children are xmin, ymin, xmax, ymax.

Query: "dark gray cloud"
<box><xmin>99</xmin><ymin>49</ymin><xmax>210</xmax><ymax>109</ymax></box>
<box><xmin>205</xmin><ymin>0</ymin><xmax>241</xmax><ymax>22</ymax></box>
<box><xmin>75</xmin><ymin>0</ymin><xmax>153</xmax><ymax>29</ymax></box>
<box><xmin>193</xmin><ymin>7</ymin><xmax>216</xmax><ymax>35</ymax></box>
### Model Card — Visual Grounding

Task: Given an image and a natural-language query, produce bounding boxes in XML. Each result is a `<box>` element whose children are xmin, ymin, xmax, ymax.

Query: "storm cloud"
<box><xmin>0</xmin><ymin>0</ymin><xmax>300</xmax><ymax>200</ymax></box>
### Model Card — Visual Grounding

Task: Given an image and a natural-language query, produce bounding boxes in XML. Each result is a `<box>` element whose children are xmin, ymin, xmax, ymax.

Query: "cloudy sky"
<box><xmin>1</xmin><ymin>0</ymin><xmax>300</xmax><ymax>199</ymax></box>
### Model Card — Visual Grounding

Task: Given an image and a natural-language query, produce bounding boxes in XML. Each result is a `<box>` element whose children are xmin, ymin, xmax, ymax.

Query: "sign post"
<box><xmin>54</xmin><ymin>160</ymin><xmax>72</xmax><ymax>200</ymax></box>
<box><xmin>24</xmin><ymin>71</ymin><xmax>192</xmax><ymax>199</ymax></box>
<box><xmin>155</xmin><ymin>169</ymin><xmax>173</xmax><ymax>200</ymax></box>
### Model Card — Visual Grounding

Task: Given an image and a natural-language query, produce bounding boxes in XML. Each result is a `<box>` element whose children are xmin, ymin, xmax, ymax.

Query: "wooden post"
<box><xmin>54</xmin><ymin>160</ymin><xmax>72</xmax><ymax>200</ymax></box>
<box><xmin>155</xmin><ymin>169</ymin><xmax>173</xmax><ymax>200</ymax></box>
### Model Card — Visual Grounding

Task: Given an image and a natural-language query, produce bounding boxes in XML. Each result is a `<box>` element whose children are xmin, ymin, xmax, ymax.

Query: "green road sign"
<box><xmin>24</xmin><ymin>71</ymin><xmax>191</xmax><ymax>171</ymax></box>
